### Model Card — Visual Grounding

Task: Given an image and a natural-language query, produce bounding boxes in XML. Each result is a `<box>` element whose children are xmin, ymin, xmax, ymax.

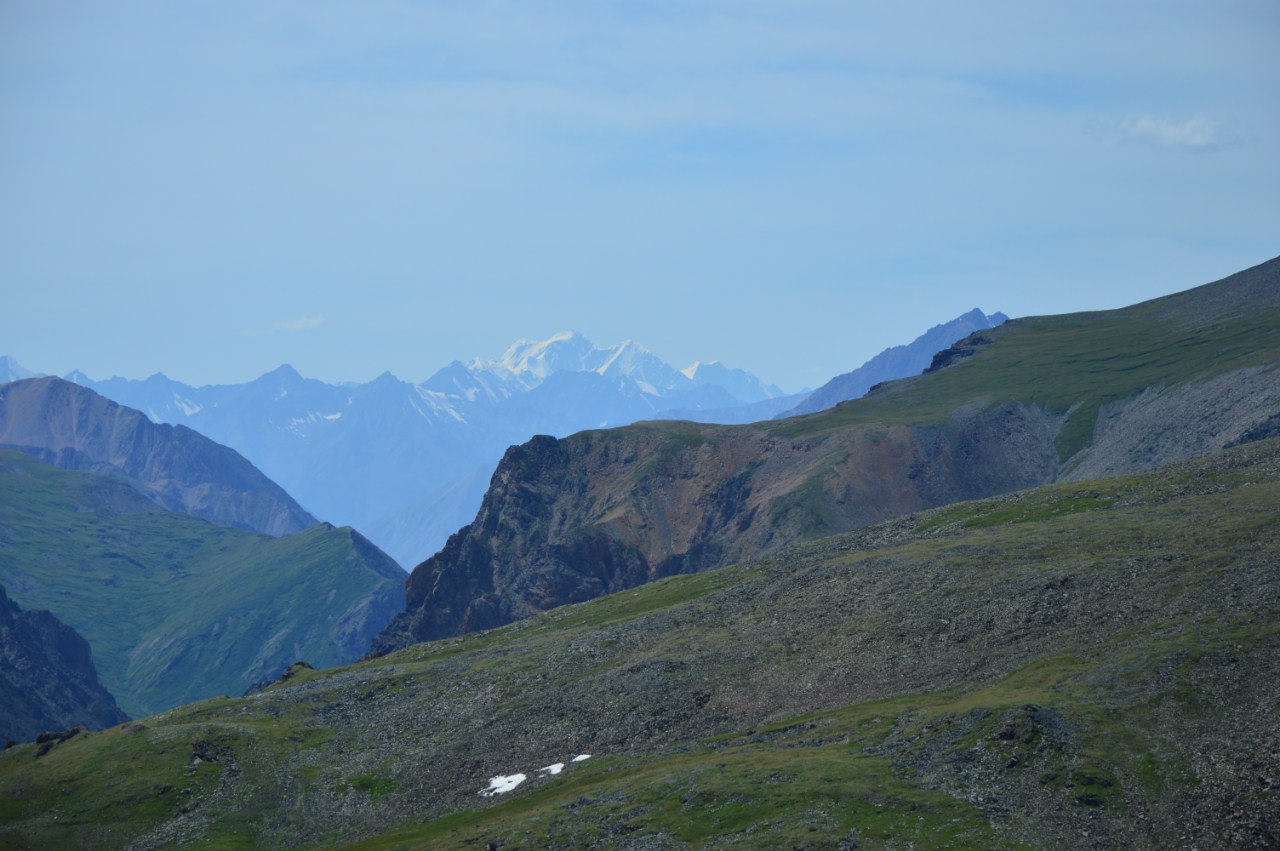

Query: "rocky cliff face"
<box><xmin>373</xmin><ymin>256</ymin><xmax>1280</xmax><ymax>655</ymax></box>
<box><xmin>372</xmin><ymin>401</ymin><xmax>1063</xmax><ymax>651</ymax></box>
<box><xmin>0</xmin><ymin>584</ymin><xmax>127</xmax><ymax>743</ymax></box>
<box><xmin>0</xmin><ymin>377</ymin><xmax>316</xmax><ymax>536</ymax></box>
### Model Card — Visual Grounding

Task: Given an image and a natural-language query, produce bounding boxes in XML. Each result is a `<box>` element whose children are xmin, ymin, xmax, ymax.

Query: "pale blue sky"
<box><xmin>2</xmin><ymin>1</ymin><xmax>1277</xmax><ymax>391</ymax></box>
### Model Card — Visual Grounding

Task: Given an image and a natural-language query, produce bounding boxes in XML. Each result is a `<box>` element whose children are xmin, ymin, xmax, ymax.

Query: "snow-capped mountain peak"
<box><xmin>0</xmin><ymin>356</ymin><xmax>41</xmax><ymax>384</ymax></box>
<box><xmin>682</xmin><ymin>360</ymin><xmax>783</xmax><ymax>404</ymax></box>
<box><xmin>499</xmin><ymin>331</ymin><xmax>596</xmax><ymax>383</ymax></box>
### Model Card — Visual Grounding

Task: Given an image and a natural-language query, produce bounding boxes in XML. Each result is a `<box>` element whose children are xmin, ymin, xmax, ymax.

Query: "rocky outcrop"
<box><xmin>373</xmin><ymin>256</ymin><xmax>1280</xmax><ymax>655</ymax></box>
<box><xmin>0</xmin><ymin>377</ymin><xmax>316</xmax><ymax>536</ymax></box>
<box><xmin>372</xmin><ymin>401</ymin><xmax>1063</xmax><ymax>652</ymax></box>
<box><xmin>924</xmin><ymin>331</ymin><xmax>996</xmax><ymax>373</ymax></box>
<box><xmin>0</xmin><ymin>584</ymin><xmax>127</xmax><ymax>743</ymax></box>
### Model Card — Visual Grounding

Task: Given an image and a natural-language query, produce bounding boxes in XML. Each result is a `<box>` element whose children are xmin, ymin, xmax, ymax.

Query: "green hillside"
<box><xmin>0</xmin><ymin>448</ymin><xmax>405</xmax><ymax>718</ymax></box>
<box><xmin>771</xmin><ymin>267</ymin><xmax>1280</xmax><ymax>460</ymax></box>
<box><xmin>2</xmin><ymin>437</ymin><xmax>1276</xmax><ymax>848</ymax></box>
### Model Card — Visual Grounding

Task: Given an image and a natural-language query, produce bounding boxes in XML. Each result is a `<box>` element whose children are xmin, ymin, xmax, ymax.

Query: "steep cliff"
<box><xmin>0</xmin><ymin>584</ymin><xmax>128</xmax><ymax>743</ymax></box>
<box><xmin>0</xmin><ymin>377</ymin><xmax>317</xmax><ymax>536</ymax></box>
<box><xmin>374</xmin><ymin>256</ymin><xmax>1280</xmax><ymax>653</ymax></box>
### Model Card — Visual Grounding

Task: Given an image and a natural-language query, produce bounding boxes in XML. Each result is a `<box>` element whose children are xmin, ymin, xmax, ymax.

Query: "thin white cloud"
<box><xmin>1119</xmin><ymin>115</ymin><xmax>1221</xmax><ymax>151</ymax></box>
<box><xmin>275</xmin><ymin>313</ymin><xmax>325</xmax><ymax>331</ymax></box>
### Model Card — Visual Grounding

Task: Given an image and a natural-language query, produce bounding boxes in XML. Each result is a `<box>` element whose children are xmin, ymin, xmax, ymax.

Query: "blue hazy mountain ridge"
<box><xmin>0</xmin><ymin>356</ymin><xmax>41</xmax><ymax>384</ymax></box>
<box><xmin>47</xmin><ymin>332</ymin><xmax>795</xmax><ymax>568</ymax></box>
<box><xmin>20</xmin><ymin>320</ymin><xmax>985</xmax><ymax>569</ymax></box>
<box><xmin>0</xmin><ymin>377</ymin><xmax>317</xmax><ymax>537</ymax></box>
<box><xmin>781</xmin><ymin>309</ymin><xmax>1009</xmax><ymax>417</ymax></box>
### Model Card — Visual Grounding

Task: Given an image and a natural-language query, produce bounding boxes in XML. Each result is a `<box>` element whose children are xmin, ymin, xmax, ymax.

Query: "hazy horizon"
<box><xmin>3</xmin><ymin>2</ymin><xmax>1276</xmax><ymax>390</ymax></box>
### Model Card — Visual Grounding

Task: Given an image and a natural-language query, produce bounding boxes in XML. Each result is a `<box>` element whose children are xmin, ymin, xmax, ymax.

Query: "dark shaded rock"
<box><xmin>244</xmin><ymin>660</ymin><xmax>316</xmax><ymax>696</ymax></box>
<box><xmin>1</xmin><ymin>582</ymin><xmax>127</xmax><ymax>742</ymax></box>
<box><xmin>924</xmin><ymin>332</ymin><xmax>995</xmax><ymax>373</ymax></box>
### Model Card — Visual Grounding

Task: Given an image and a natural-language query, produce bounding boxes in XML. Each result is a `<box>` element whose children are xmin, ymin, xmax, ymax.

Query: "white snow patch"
<box><xmin>289</xmin><ymin>411</ymin><xmax>343</xmax><ymax>428</ymax></box>
<box><xmin>175</xmin><ymin>397</ymin><xmax>203</xmax><ymax>416</ymax></box>
<box><xmin>479</xmin><ymin>773</ymin><xmax>527</xmax><ymax>797</ymax></box>
<box><xmin>572</xmin><ymin>754</ymin><xmax>592</xmax><ymax>762</ymax></box>
<box><xmin>538</xmin><ymin>763</ymin><xmax>565</xmax><ymax>776</ymax></box>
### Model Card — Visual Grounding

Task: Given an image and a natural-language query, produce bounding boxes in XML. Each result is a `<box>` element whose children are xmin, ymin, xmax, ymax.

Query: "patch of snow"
<box><xmin>274</xmin><ymin>389</ymin><xmax>288</xmax><ymax>400</ymax></box>
<box><xmin>289</xmin><ymin>411</ymin><xmax>344</xmax><ymax>428</ymax></box>
<box><xmin>175</xmin><ymin>396</ymin><xmax>203</xmax><ymax>416</ymax></box>
<box><xmin>539</xmin><ymin>763</ymin><xmax>565</xmax><ymax>776</ymax></box>
<box><xmin>413</xmin><ymin>386</ymin><xmax>466</xmax><ymax>422</ymax></box>
<box><xmin>572</xmin><ymin>754</ymin><xmax>591</xmax><ymax>762</ymax></box>
<box><xmin>479</xmin><ymin>773</ymin><xmax>526</xmax><ymax>797</ymax></box>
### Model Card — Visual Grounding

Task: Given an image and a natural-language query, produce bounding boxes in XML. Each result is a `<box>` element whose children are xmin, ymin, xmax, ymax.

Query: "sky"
<box><xmin>2</xmin><ymin>1</ymin><xmax>1277</xmax><ymax>393</ymax></box>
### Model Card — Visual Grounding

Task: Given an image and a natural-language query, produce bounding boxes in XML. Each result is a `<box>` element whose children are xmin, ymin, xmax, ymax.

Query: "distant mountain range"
<box><xmin>4</xmin><ymin>319</ymin><xmax>997</xmax><ymax>568</ymax></box>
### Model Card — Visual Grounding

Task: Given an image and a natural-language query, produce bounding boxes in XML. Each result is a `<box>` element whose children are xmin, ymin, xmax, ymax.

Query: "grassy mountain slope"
<box><xmin>2</xmin><ymin>437</ymin><xmax>1276</xmax><ymax>849</ymax></box>
<box><xmin>0</xmin><ymin>448</ymin><xmax>405</xmax><ymax>718</ymax></box>
<box><xmin>376</xmin><ymin>256</ymin><xmax>1280</xmax><ymax>651</ymax></box>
